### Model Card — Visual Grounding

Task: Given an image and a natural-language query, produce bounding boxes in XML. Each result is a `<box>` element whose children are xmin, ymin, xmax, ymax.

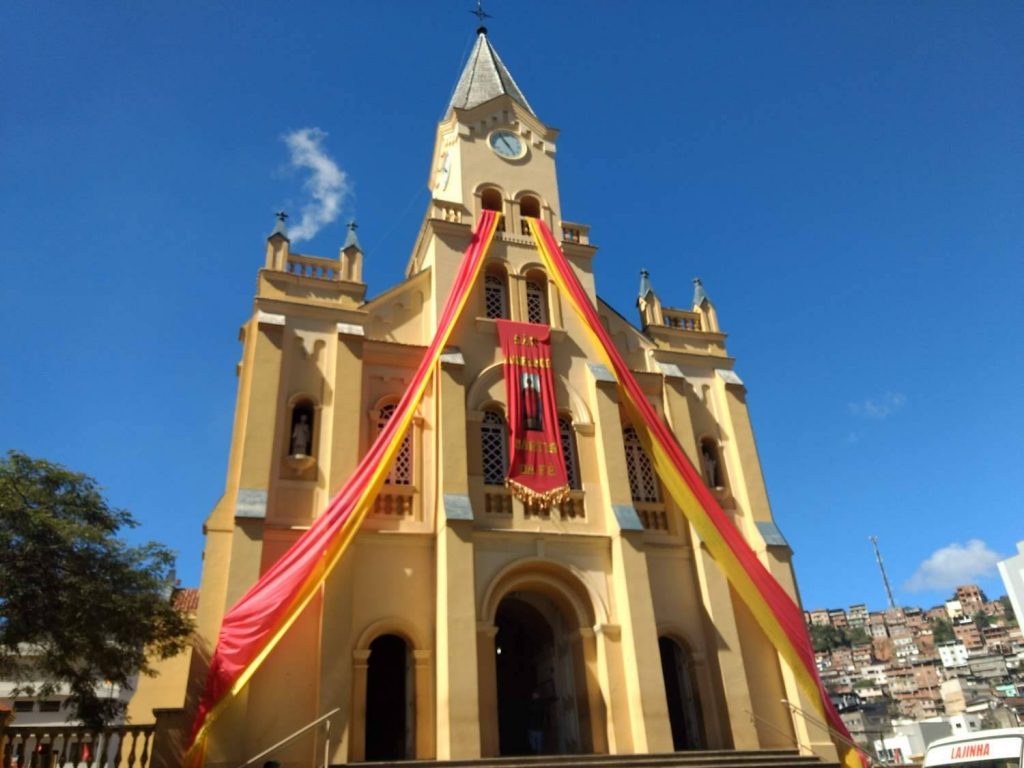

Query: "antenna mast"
<box><xmin>869</xmin><ymin>535</ymin><xmax>897</xmax><ymax>609</ymax></box>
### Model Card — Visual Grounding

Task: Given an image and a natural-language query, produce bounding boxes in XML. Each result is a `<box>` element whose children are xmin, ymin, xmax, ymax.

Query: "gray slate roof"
<box><xmin>448</xmin><ymin>31</ymin><xmax>535</xmax><ymax>115</ymax></box>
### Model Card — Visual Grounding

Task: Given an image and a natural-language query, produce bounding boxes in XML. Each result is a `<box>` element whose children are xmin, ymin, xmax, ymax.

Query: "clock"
<box><xmin>489</xmin><ymin>130</ymin><xmax>526</xmax><ymax>159</ymax></box>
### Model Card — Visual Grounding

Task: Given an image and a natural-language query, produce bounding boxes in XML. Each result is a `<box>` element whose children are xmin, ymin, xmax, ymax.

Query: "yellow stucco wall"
<box><xmin>167</xmin><ymin>85</ymin><xmax>840</xmax><ymax>768</ymax></box>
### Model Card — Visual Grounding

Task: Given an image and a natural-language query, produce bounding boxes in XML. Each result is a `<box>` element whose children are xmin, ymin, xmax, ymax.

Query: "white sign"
<box><xmin>925</xmin><ymin>736</ymin><xmax>1023</xmax><ymax>766</ymax></box>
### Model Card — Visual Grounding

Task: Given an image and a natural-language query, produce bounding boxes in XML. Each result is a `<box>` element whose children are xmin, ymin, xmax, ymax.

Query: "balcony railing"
<box><xmin>560</xmin><ymin>222</ymin><xmax>590</xmax><ymax>245</ymax></box>
<box><xmin>557</xmin><ymin>490</ymin><xmax>585</xmax><ymax>520</ymax></box>
<box><xmin>1</xmin><ymin>724</ymin><xmax>154</xmax><ymax>768</ymax></box>
<box><xmin>285</xmin><ymin>253</ymin><xmax>341</xmax><ymax>281</ymax></box>
<box><xmin>372</xmin><ymin>485</ymin><xmax>415</xmax><ymax>518</ymax></box>
<box><xmin>662</xmin><ymin>309</ymin><xmax>702</xmax><ymax>331</ymax></box>
<box><xmin>635</xmin><ymin>501</ymin><xmax>669</xmax><ymax>532</ymax></box>
<box><xmin>483</xmin><ymin>488</ymin><xmax>586</xmax><ymax>521</ymax></box>
<box><xmin>483</xmin><ymin>487</ymin><xmax>513</xmax><ymax>516</ymax></box>
<box><xmin>431</xmin><ymin>201</ymin><xmax>464</xmax><ymax>224</ymax></box>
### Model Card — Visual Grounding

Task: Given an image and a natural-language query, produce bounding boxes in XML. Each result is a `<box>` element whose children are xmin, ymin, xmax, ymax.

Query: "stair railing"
<box><xmin>234</xmin><ymin>707</ymin><xmax>340</xmax><ymax>768</ymax></box>
<box><xmin>743</xmin><ymin>707</ymin><xmax>808</xmax><ymax>755</ymax></box>
<box><xmin>780</xmin><ymin>698</ymin><xmax>889</xmax><ymax>767</ymax></box>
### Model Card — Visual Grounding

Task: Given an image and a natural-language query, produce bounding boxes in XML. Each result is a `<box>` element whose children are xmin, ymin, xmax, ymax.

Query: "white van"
<box><xmin>923</xmin><ymin>729</ymin><xmax>1024</xmax><ymax>768</ymax></box>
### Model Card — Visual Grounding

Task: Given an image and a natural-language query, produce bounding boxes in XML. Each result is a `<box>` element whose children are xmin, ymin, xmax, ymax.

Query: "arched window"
<box><xmin>481</xmin><ymin>188</ymin><xmax>505</xmax><ymax>231</ymax></box>
<box><xmin>484</xmin><ymin>268</ymin><xmax>509</xmax><ymax>320</ymax></box>
<box><xmin>289</xmin><ymin>400</ymin><xmax>315</xmax><ymax>457</ymax></box>
<box><xmin>377</xmin><ymin>403</ymin><xmax>412</xmax><ymax>485</ymax></box>
<box><xmin>519</xmin><ymin>195</ymin><xmax>541</xmax><ymax>234</ymax></box>
<box><xmin>481</xmin><ymin>410</ymin><xmax>508</xmax><ymax>486</ymax></box>
<box><xmin>559</xmin><ymin>415</ymin><xmax>580</xmax><ymax>491</ymax></box>
<box><xmin>699</xmin><ymin>438</ymin><xmax>724</xmax><ymax>489</ymax></box>
<box><xmin>623</xmin><ymin>426</ymin><xmax>660</xmax><ymax>503</ymax></box>
<box><xmin>525</xmin><ymin>270</ymin><xmax>549</xmax><ymax>325</ymax></box>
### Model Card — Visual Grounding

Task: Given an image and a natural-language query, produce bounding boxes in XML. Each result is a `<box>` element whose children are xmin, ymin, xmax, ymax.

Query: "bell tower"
<box><xmin>419</xmin><ymin>28</ymin><xmax>562</xmax><ymax>256</ymax></box>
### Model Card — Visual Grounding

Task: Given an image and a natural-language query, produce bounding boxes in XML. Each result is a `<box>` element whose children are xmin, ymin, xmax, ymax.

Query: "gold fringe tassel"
<box><xmin>505</xmin><ymin>478</ymin><xmax>571</xmax><ymax>507</ymax></box>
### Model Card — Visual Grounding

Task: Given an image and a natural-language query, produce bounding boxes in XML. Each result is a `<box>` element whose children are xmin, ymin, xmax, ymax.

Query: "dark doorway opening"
<box><xmin>659</xmin><ymin>636</ymin><xmax>704</xmax><ymax>750</ymax></box>
<box><xmin>365</xmin><ymin>634</ymin><xmax>411</xmax><ymax>761</ymax></box>
<box><xmin>495</xmin><ymin>593</ymin><xmax>581</xmax><ymax>756</ymax></box>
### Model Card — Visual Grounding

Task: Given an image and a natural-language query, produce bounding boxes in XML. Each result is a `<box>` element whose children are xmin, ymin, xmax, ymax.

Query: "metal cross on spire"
<box><xmin>470</xmin><ymin>0</ymin><xmax>492</xmax><ymax>32</ymax></box>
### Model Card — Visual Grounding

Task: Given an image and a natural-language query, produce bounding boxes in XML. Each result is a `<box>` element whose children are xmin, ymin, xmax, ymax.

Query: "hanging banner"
<box><xmin>497</xmin><ymin>319</ymin><xmax>570</xmax><ymax>507</ymax></box>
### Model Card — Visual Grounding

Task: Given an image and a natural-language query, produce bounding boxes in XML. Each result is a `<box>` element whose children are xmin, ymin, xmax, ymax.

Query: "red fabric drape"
<box><xmin>186</xmin><ymin>210</ymin><xmax>500</xmax><ymax>764</ymax></box>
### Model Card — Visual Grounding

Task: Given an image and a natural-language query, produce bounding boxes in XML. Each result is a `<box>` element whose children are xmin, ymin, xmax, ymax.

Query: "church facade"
<box><xmin>188</xmin><ymin>29</ymin><xmax>837</xmax><ymax>768</ymax></box>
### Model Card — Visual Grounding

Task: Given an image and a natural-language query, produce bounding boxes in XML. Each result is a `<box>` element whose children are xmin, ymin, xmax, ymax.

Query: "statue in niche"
<box><xmin>290</xmin><ymin>413</ymin><xmax>312</xmax><ymax>457</ymax></box>
<box><xmin>701</xmin><ymin>441</ymin><xmax>722</xmax><ymax>488</ymax></box>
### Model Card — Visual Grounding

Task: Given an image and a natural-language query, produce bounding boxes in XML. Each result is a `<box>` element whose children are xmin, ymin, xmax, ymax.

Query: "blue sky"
<box><xmin>2</xmin><ymin>1</ymin><xmax>1022</xmax><ymax>613</ymax></box>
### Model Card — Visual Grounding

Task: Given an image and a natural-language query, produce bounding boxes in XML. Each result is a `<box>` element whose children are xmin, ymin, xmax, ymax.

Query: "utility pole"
<box><xmin>870</xmin><ymin>535</ymin><xmax>897</xmax><ymax>609</ymax></box>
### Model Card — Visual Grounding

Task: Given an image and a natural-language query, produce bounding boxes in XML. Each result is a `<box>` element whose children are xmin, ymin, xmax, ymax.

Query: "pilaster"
<box><xmin>434</xmin><ymin>358</ymin><xmax>481</xmax><ymax>759</ymax></box>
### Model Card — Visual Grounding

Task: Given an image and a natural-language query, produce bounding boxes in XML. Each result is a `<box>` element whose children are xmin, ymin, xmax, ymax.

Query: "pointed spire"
<box><xmin>637</xmin><ymin>269</ymin><xmax>653</xmax><ymax>304</ymax></box>
<box><xmin>342</xmin><ymin>220</ymin><xmax>361</xmax><ymax>252</ymax></box>
<box><xmin>270</xmin><ymin>210</ymin><xmax>289</xmax><ymax>240</ymax></box>
<box><xmin>692</xmin><ymin>277</ymin><xmax>711</xmax><ymax>307</ymax></box>
<box><xmin>448</xmin><ymin>30</ymin><xmax>535</xmax><ymax>115</ymax></box>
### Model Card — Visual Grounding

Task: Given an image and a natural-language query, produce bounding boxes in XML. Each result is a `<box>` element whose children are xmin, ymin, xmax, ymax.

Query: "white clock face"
<box><xmin>489</xmin><ymin>130</ymin><xmax>525</xmax><ymax>159</ymax></box>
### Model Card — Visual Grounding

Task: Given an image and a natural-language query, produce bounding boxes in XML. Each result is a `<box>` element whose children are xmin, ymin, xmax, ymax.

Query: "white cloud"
<box><xmin>904</xmin><ymin>540</ymin><xmax>1002</xmax><ymax>592</ymax></box>
<box><xmin>281</xmin><ymin>128</ymin><xmax>349</xmax><ymax>242</ymax></box>
<box><xmin>848</xmin><ymin>391</ymin><xmax>906</xmax><ymax>420</ymax></box>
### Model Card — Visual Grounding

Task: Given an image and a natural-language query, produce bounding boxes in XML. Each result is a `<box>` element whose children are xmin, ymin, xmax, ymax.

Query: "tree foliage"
<box><xmin>930</xmin><ymin>617</ymin><xmax>954</xmax><ymax>644</ymax></box>
<box><xmin>0</xmin><ymin>451</ymin><xmax>193</xmax><ymax>727</ymax></box>
<box><xmin>809</xmin><ymin>624</ymin><xmax>871</xmax><ymax>652</ymax></box>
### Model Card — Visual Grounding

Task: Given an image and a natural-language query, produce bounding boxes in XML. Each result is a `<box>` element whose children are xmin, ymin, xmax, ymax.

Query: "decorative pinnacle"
<box><xmin>470</xmin><ymin>0</ymin><xmax>492</xmax><ymax>34</ymax></box>
<box><xmin>272</xmin><ymin>210</ymin><xmax>289</xmax><ymax>237</ymax></box>
<box><xmin>342</xmin><ymin>219</ymin><xmax>362</xmax><ymax>251</ymax></box>
<box><xmin>692</xmin><ymin>277</ymin><xmax>711</xmax><ymax>307</ymax></box>
<box><xmin>638</xmin><ymin>269</ymin><xmax>653</xmax><ymax>301</ymax></box>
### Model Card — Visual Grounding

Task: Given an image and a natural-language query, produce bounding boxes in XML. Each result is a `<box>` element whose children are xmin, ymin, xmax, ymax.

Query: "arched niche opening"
<box><xmin>658</xmin><ymin>636</ymin><xmax>705</xmax><ymax>750</ymax></box>
<box><xmin>519</xmin><ymin>195</ymin><xmax>541</xmax><ymax>234</ymax></box>
<box><xmin>365</xmin><ymin>634</ymin><xmax>415</xmax><ymax>761</ymax></box>
<box><xmin>481</xmin><ymin>187</ymin><xmax>505</xmax><ymax>231</ymax></box>
<box><xmin>699</xmin><ymin>438</ymin><xmax>725</xmax><ymax>490</ymax></box>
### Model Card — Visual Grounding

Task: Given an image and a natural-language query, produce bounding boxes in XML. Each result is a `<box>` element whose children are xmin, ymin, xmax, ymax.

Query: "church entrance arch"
<box><xmin>479</xmin><ymin>560</ymin><xmax>607</xmax><ymax>757</ymax></box>
<box><xmin>658</xmin><ymin>636</ymin><xmax>704</xmax><ymax>750</ymax></box>
<box><xmin>364</xmin><ymin>634</ymin><xmax>414</xmax><ymax>761</ymax></box>
<box><xmin>495</xmin><ymin>592</ymin><xmax>580</xmax><ymax>756</ymax></box>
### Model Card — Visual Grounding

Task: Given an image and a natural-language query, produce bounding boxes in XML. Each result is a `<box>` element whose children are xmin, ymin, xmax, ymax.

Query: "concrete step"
<box><xmin>333</xmin><ymin>749</ymin><xmax>837</xmax><ymax>768</ymax></box>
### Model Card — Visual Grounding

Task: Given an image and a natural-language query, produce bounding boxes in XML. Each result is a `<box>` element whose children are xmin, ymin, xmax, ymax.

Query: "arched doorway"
<box><xmin>365</xmin><ymin>634</ymin><xmax>414</xmax><ymax>761</ymax></box>
<box><xmin>495</xmin><ymin>593</ymin><xmax>581</xmax><ymax>756</ymax></box>
<box><xmin>659</xmin><ymin>636</ymin><xmax>704</xmax><ymax>750</ymax></box>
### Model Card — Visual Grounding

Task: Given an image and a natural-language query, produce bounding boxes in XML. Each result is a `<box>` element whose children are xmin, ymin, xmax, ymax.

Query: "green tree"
<box><xmin>847</xmin><ymin>626</ymin><xmax>871</xmax><ymax>646</ymax></box>
<box><xmin>0</xmin><ymin>451</ymin><xmax>193</xmax><ymax>726</ymax></box>
<box><xmin>973</xmin><ymin>611</ymin><xmax>991</xmax><ymax>629</ymax></box>
<box><xmin>810</xmin><ymin>624</ymin><xmax>844</xmax><ymax>652</ymax></box>
<box><xmin>930</xmin><ymin>616</ymin><xmax>954</xmax><ymax>643</ymax></box>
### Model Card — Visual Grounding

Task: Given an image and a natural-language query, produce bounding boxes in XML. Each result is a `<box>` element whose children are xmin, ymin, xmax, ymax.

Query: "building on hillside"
<box><xmin>938</xmin><ymin>641</ymin><xmax>969</xmax><ymax>669</ymax></box>
<box><xmin>999</xmin><ymin>542</ymin><xmax>1024</xmax><ymax>626</ymax></box>
<box><xmin>848</xmin><ymin>604</ymin><xmax>868</xmax><ymax>623</ymax></box>
<box><xmin>872</xmin><ymin>720</ymin><xmax>954</xmax><ymax>764</ymax></box>
<box><xmin>829</xmin><ymin>609</ymin><xmax>849</xmax><ymax>629</ymax></box>
<box><xmin>926</xmin><ymin>606</ymin><xmax>949</xmax><ymax>624</ymax></box>
<box><xmin>941</xmin><ymin>679</ymin><xmax>990</xmax><ymax>715</ymax></box>
<box><xmin>175</xmin><ymin>25</ymin><xmax>842</xmax><ymax>768</ymax></box>
<box><xmin>809</xmin><ymin>609</ymin><xmax>831</xmax><ymax>627</ymax></box>
<box><xmin>946</xmin><ymin>600</ymin><xmax>965</xmax><ymax>620</ymax></box>
<box><xmin>955</xmin><ymin>586</ymin><xmax>987</xmax><ymax>618</ymax></box>
<box><xmin>953</xmin><ymin>619</ymin><xmax>984</xmax><ymax>651</ymax></box>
